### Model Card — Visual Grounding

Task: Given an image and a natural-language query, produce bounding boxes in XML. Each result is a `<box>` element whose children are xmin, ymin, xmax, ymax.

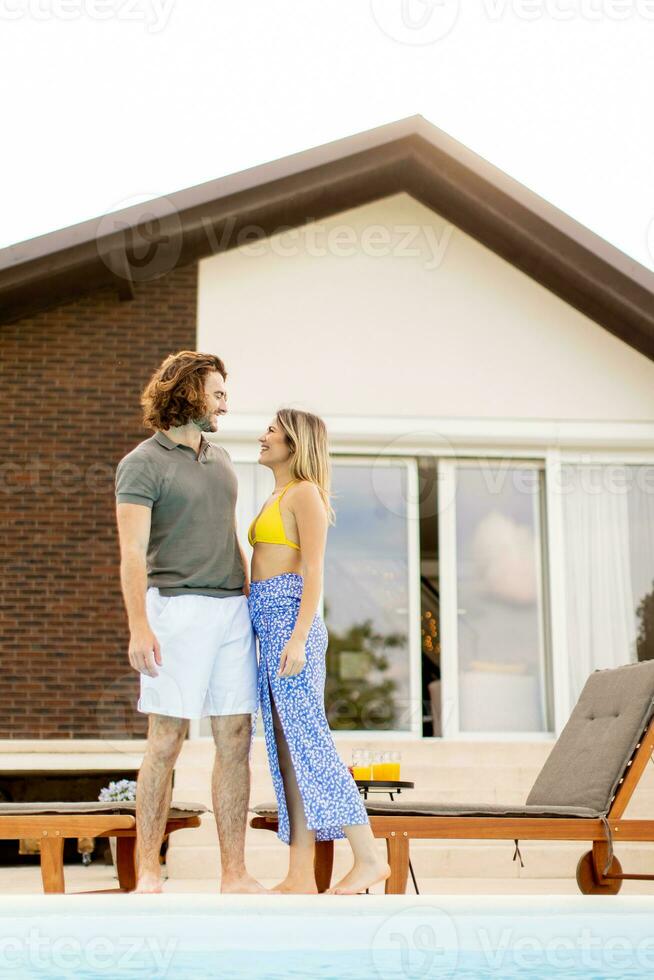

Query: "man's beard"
<box><xmin>192</xmin><ymin>413</ymin><xmax>216</xmax><ymax>433</ymax></box>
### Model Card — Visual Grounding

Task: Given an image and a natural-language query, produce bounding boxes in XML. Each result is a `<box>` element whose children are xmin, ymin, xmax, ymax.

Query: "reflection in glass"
<box><xmin>324</xmin><ymin>463</ymin><xmax>411</xmax><ymax>732</ymax></box>
<box><xmin>455</xmin><ymin>463</ymin><xmax>549</xmax><ymax>732</ymax></box>
<box><xmin>419</xmin><ymin>456</ymin><xmax>441</xmax><ymax>736</ymax></box>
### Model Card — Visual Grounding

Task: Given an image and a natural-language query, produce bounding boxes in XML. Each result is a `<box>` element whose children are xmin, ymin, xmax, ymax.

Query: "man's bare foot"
<box><xmin>134</xmin><ymin>872</ymin><xmax>163</xmax><ymax>894</ymax></box>
<box><xmin>270</xmin><ymin>877</ymin><xmax>318</xmax><ymax>894</ymax></box>
<box><xmin>325</xmin><ymin>859</ymin><xmax>391</xmax><ymax>895</ymax></box>
<box><xmin>220</xmin><ymin>873</ymin><xmax>270</xmax><ymax>894</ymax></box>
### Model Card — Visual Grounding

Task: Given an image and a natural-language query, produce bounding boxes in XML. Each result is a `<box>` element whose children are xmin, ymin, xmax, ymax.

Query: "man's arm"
<box><xmin>235</xmin><ymin>519</ymin><xmax>250</xmax><ymax>596</ymax></box>
<box><xmin>116</xmin><ymin>502</ymin><xmax>150</xmax><ymax>628</ymax></box>
<box><xmin>116</xmin><ymin>502</ymin><xmax>161</xmax><ymax>676</ymax></box>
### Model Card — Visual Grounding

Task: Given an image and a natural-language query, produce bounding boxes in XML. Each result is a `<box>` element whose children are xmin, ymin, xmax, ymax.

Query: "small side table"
<box><xmin>354</xmin><ymin>779</ymin><xmax>419</xmax><ymax>894</ymax></box>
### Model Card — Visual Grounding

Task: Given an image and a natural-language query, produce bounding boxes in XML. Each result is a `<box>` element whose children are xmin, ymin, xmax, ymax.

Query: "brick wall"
<box><xmin>0</xmin><ymin>264</ymin><xmax>197</xmax><ymax>738</ymax></box>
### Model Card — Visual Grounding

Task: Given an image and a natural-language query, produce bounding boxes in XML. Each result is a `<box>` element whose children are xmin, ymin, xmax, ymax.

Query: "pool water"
<box><xmin>1</xmin><ymin>894</ymin><xmax>654</xmax><ymax>979</ymax></box>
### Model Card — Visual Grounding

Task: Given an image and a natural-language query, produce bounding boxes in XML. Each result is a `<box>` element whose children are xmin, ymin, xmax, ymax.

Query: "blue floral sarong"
<box><xmin>247</xmin><ymin>572</ymin><xmax>369</xmax><ymax>844</ymax></box>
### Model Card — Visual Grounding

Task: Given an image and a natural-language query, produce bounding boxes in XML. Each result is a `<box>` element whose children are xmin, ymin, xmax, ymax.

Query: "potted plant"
<box><xmin>98</xmin><ymin>779</ymin><xmax>137</xmax><ymax>870</ymax></box>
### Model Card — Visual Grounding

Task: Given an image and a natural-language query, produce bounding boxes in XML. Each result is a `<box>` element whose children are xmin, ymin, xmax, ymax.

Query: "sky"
<box><xmin>2</xmin><ymin>1</ymin><xmax>653</xmax><ymax>270</ymax></box>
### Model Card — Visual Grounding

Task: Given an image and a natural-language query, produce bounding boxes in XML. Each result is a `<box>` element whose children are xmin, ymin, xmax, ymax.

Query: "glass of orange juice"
<box><xmin>372</xmin><ymin>751</ymin><xmax>393</xmax><ymax>781</ymax></box>
<box><xmin>351</xmin><ymin>748</ymin><xmax>371</xmax><ymax>780</ymax></box>
<box><xmin>388</xmin><ymin>751</ymin><xmax>401</xmax><ymax>781</ymax></box>
<box><xmin>372</xmin><ymin>751</ymin><xmax>401</xmax><ymax>781</ymax></box>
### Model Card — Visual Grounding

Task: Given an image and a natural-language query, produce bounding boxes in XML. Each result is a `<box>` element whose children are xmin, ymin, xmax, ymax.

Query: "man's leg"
<box><xmin>135</xmin><ymin>712</ymin><xmax>188</xmax><ymax>893</ymax></box>
<box><xmin>210</xmin><ymin>712</ymin><xmax>267</xmax><ymax>894</ymax></box>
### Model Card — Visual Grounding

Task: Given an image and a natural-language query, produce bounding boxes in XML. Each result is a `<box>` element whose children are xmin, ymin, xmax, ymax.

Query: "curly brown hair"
<box><xmin>141</xmin><ymin>351</ymin><xmax>228</xmax><ymax>430</ymax></box>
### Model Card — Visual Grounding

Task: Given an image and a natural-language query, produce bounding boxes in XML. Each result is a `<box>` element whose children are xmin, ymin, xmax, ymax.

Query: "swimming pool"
<box><xmin>1</xmin><ymin>894</ymin><xmax>654</xmax><ymax>979</ymax></box>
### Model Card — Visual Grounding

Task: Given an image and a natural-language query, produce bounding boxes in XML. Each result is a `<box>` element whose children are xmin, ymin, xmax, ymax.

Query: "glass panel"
<box><xmin>324</xmin><ymin>462</ymin><xmax>412</xmax><ymax>731</ymax></box>
<box><xmin>455</xmin><ymin>463</ymin><xmax>549</xmax><ymax>732</ymax></box>
<box><xmin>418</xmin><ymin>457</ymin><xmax>441</xmax><ymax>737</ymax></box>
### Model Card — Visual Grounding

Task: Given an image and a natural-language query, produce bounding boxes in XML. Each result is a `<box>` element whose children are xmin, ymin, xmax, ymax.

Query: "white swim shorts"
<box><xmin>138</xmin><ymin>587</ymin><xmax>259</xmax><ymax>720</ymax></box>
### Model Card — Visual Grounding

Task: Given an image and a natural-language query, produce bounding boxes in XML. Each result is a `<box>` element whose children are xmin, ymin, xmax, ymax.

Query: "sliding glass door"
<box><xmin>191</xmin><ymin>449</ymin><xmax>652</xmax><ymax>742</ymax></box>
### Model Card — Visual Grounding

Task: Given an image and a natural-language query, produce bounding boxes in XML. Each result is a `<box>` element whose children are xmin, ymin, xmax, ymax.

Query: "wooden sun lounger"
<box><xmin>251</xmin><ymin>661</ymin><xmax>654</xmax><ymax>895</ymax></box>
<box><xmin>0</xmin><ymin>801</ymin><xmax>207</xmax><ymax>894</ymax></box>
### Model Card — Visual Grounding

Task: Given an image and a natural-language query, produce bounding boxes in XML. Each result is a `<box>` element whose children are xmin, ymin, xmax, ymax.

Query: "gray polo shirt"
<box><xmin>115</xmin><ymin>430</ymin><xmax>245</xmax><ymax>597</ymax></box>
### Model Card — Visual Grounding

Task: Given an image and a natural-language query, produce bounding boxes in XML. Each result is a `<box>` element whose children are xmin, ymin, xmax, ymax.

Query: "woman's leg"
<box><xmin>268</xmin><ymin>676</ymin><xmax>318</xmax><ymax>894</ymax></box>
<box><xmin>255</xmin><ymin>584</ymin><xmax>385</xmax><ymax>894</ymax></box>
<box><xmin>325</xmin><ymin>823</ymin><xmax>390</xmax><ymax>895</ymax></box>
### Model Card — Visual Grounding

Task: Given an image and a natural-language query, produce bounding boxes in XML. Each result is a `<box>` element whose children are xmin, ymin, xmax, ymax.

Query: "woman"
<box><xmin>247</xmin><ymin>408</ymin><xmax>390</xmax><ymax>895</ymax></box>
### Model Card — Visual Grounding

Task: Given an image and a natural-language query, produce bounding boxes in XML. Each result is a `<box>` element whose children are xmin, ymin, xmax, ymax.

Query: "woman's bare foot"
<box><xmin>221</xmin><ymin>873</ymin><xmax>270</xmax><ymax>894</ymax></box>
<box><xmin>270</xmin><ymin>876</ymin><xmax>318</xmax><ymax>894</ymax></box>
<box><xmin>134</xmin><ymin>872</ymin><xmax>163</xmax><ymax>894</ymax></box>
<box><xmin>325</xmin><ymin>859</ymin><xmax>391</xmax><ymax>895</ymax></box>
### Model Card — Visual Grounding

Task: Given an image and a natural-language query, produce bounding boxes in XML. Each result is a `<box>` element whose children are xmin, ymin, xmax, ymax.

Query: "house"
<box><xmin>1</xmin><ymin>115</ymin><xmax>653</xmax><ymax>886</ymax></box>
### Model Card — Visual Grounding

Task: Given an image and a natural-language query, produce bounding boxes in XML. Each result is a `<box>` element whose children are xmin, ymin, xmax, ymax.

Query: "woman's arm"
<box><xmin>278</xmin><ymin>482</ymin><xmax>328</xmax><ymax>677</ymax></box>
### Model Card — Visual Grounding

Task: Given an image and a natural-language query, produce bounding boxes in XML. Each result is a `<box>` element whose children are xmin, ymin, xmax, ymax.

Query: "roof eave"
<box><xmin>1</xmin><ymin>115</ymin><xmax>653</xmax><ymax>361</ymax></box>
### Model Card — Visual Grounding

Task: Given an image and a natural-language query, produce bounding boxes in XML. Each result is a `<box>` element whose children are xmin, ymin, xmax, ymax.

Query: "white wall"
<box><xmin>197</xmin><ymin>192</ymin><xmax>654</xmax><ymax>423</ymax></box>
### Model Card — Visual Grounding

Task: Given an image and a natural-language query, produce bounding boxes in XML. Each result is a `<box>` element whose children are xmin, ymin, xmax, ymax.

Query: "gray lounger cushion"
<box><xmin>0</xmin><ymin>801</ymin><xmax>207</xmax><ymax>820</ymax></box>
<box><xmin>251</xmin><ymin>801</ymin><xmax>600</xmax><ymax>819</ymax></box>
<box><xmin>360</xmin><ymin>802</ymin><xmax>601</xmax><ymax>818</ymax></box>
<box><xmin>526</xmin><ymin>660</ymin><xmax>654</xmax><ymax>813</ymax></box>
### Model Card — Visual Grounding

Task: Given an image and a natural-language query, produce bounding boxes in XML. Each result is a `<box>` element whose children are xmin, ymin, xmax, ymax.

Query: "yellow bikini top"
<box><xmin>247</xmin><ymin>481</ymin><xmax>300</xmax><ymax>551</ymax></box>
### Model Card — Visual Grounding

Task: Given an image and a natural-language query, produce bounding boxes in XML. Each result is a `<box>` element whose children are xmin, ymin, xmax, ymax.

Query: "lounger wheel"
<box><xmin>575</xmin><ymin>850</ymin><xmax>623</xmax><ymax>895</ymax></box>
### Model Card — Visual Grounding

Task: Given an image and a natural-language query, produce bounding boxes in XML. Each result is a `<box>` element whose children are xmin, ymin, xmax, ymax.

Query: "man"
<box><xmin>115</xmin><ymin>350</ymin><xmax>264</xmax><ymax>894</ymax></box>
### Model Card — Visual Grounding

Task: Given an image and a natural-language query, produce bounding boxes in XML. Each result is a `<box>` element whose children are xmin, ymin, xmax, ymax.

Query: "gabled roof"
<box><xmin>1</xmin><ymin>114</ymin><xmax>653</xmax><ymax>360</ymax></box>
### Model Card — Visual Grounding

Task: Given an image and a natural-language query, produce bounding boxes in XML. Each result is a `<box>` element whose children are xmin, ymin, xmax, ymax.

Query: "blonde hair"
<box><xmin>276</xmin><ymin>408</ymin><xmax>335</xmax><ymax>525</ymax></box>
